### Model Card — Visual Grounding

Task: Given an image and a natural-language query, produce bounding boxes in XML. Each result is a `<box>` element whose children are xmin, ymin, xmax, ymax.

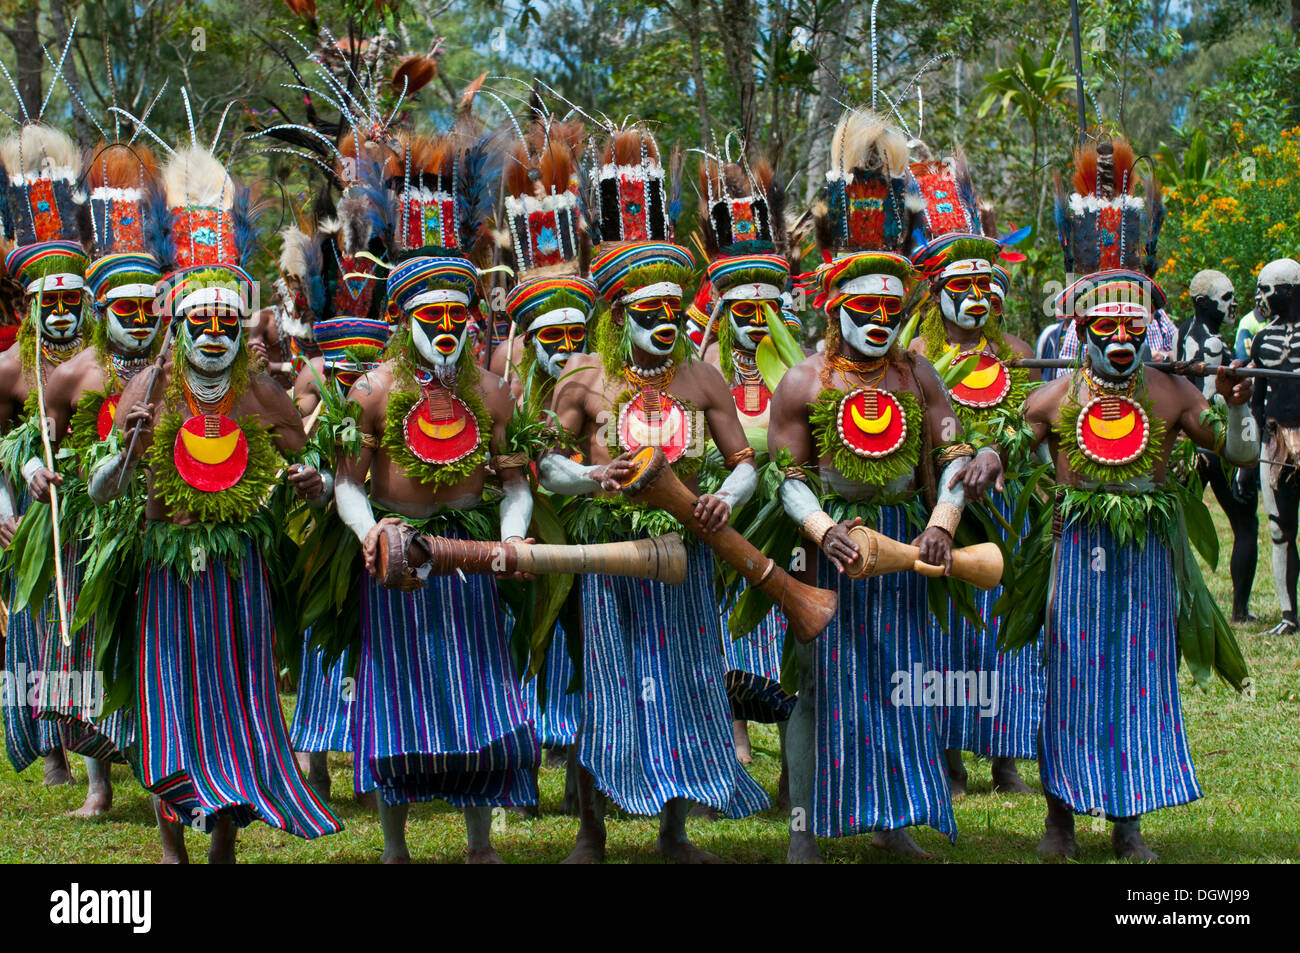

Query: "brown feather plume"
<box><xmin>604</xmin><ymin>128</ymin><xmax>659</xmax><ymax>166</ymax></box>
<box><xmin>87</xmin><ymin>141</ymin><xmax>158</xmax><ymax>189</ymax></box>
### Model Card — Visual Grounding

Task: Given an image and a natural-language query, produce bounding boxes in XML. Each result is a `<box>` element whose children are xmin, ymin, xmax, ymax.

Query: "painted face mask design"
<box><xmin>411</xmin><ymin>298</ymin><xmax>471</xmax><ymax>374</ymax></box>
<box><xmin>725</xmin><ymin>298</ymin><xmax>781</xmax><ymax>353</ymax></box>
<box><xmin>38</xmin><ymin>285</ymin><xmax>85</xmax><ymax>342</ymax></box>
<box><xmin>1255</xmin><ymin>259</ymin><xmax>1300</xmax><ymax>322</ymax></box>
<box><xmin>105</xmin><ymin>294</ymin><xmax>162</xmax><ymax>355</ymax></box>
<box><xmin>625</xmin><ymin>294</ymin><xmax>681</xmax><ymax>360</ymax></box>
<box><xmin>837</xmin><ymin>287</ymin><xmax>905</xmax><ymax>357</ymax></box>
<box><xmin>529</xmin><ymin>307</ymin><xmax>587</xmax><ymax>378</ymax></box>
<box><xmin>1083</xmin><ymin>301</ymin><xmax>1150</xmax><ymax>378</ymax></box>
<box><xmin>938</xmin><ymin>264</ymin><xmax>993</xmax><ymax>330</ymax></box>
<box><xmin>183</xmin><ymin>304</ymin><xmax>242</xmax><ymax>374</ymax></box>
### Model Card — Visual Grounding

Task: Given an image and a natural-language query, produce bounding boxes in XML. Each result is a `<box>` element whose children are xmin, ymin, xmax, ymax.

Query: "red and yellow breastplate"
<box><xmin>1075</xmin><ymin>394</ymin><xmax>1150</xmax><ymax>466</ymax></box>
<box><xmin>174</xmin><ymin>414</ymin><xmax>250</xmax><ymax>491</ymax></box>
<box><xmin>403</xmin><ymin>385</ymin><xmax>482</xmax><ymax>465</ymax></box>
<box><xmin>617</xmin><ymin>388</ymin><xmax>694</xmax><ymax>463</ymax></box>
<box><xmin>837</xmin><ymin>387</ymin><xmax>908</xmax><ymax>458</ymax></box>
<box><xmin>730</xmin><ymin>381</ymin><xmax>771</xmax><ymax>429</ymax></box>
<box><xmin>949</xmin><ymin>349</ymin><xmax>1011</xmax><ymax>409</ymax></box>
<box><xmin>96</xmin><ymin>393</ymin><xmax>121</xmax><ymax>441</ymax></box>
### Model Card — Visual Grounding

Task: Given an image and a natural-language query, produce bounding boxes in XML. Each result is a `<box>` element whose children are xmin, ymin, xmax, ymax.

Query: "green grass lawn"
<box><xmin>2</xmin><ymin>496</ymin><xmax>1297</xmax><ymax>863</ymax></box>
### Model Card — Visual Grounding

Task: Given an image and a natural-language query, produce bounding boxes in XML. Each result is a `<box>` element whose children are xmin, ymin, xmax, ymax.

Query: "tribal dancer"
<box><xmin>1024</xmin><ymin>141</ymin><xmax>1257</xmax><ymax>862</ymax></box>
<box><xmin>905</xmin><ymin>147</ymin><xmax>1041</xmax><ymax>796</ymax></box>
<box><xmin>769</xmin><ymin>109</ymin><xmax>1001</xmax><ymax>862</ymax></box>
<box><xmin>694</xmin><ymin>151</ymin><xmax>796</xmax><ymax>766</ymax></box>
<box><xmin>0</xmin><ymin>122</ymin><xmax>93</xmax><ymax>788</ymax></box>
<box><xmin>494</xmin><ymin>112</ymin><xmax>592</xmax><ymax>795</ymax></box>
<box><xmin>1249</xmin><ymin>257</ymin><xmax>1300</xmax><ymax>634</ymax></box>
<box><xmin>20</xmin><ymin>140</ymin><xmax>169</xmax><ymax>816</ymax></box>
<box><xmin>539</xmin><ymin>126</ymin><xmax>769</xmax><ymax>863</ymax></box>
<box><xmin>278</xmin><ymin>131</ymin><xmax>395</xmax><ymax>803</ymax></box>
<box><xmin>334</xmin><ymin>124</ymin><xmax>541</xmax><ymax>863</ymax></box>
<box><xmin>88</xmin><ymin>140</ymin><xmax>340</xmax><ymax>863</ymax></box>
<box><xmin>1172</xmin><ymin>270</ymin><xmax>1258</xmax><ymax>621</ymax></box>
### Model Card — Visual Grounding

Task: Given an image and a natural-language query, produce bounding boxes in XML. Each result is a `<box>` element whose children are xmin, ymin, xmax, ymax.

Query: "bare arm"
<box><xmin>693</xmin><ymin>360</ymin><xmax>755</xmax><ymax>530</ymax></box>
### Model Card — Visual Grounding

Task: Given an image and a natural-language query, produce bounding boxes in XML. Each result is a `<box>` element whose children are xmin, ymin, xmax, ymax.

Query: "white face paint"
<box><xmin>32</xmin><ymin>275</ymin><xmax>86</xmax><ymax>343</ymax></box>
<box><xmin>528</xmin><ymin>306</ymin><xmax>587</xmax><ymax>378</ymax></box>
<box><xmin>835</xmin><ymin>273</ymin><xmax>905</xmax><ymax>358</ymax></box>
<box><xmin>1255</xmin><ymin>258</ymin><xmax>1300</xmax><ymax>320</ymax></box>
<box><xmin>408</xmin><ymin>290</ymin><xmax>472</xmax><ymax>375</ymax></box>
<box><xmin>104</xmin><ymin>299</ymin><xmax>161</xmax><ymax>356</ymax></box>
<box><xmin>936</xmin><ymin>258</ymin><xmax>993</xmax><ymax>331</ymax></box>
<box><xmin>623</xmin><ymin>293</ymin><xmax>682</xmax><ymax>361</ymax></box>
<box><xmin>181</xmin><ymin>305</ymin><xmax>242</xmax><ymax>376</ymax></box>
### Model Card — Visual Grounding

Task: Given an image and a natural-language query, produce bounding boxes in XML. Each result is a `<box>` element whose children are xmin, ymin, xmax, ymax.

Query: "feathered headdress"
<box><xmin>499</xmin><ymin>117</ymin><xmax>587</xmax><ymax>278</ymax></box>
<box><xmin>84</xmin><ymin>143</ymin><xmax>167</xmax><ymax>302</ymax></box>
<box><xmin>906</xmin><ymin>148</ymin><xmax>984</xmax><ymax>243</ymax></box>
<box><xmin>1053</xmin><ymin>137</ymin><xmax>1163</xmax><ymax>278</ymax></box>
<box><xmin>588</xmin><ymin>125</ymin><xmax>679</xmax><ymax>247</ymax></box>
<box><xmin>697</xmin><ymin>153</ymin><xmax>786</xmax><ymax>258</ymax></box>
<box><xmin>815</xmin><ymin>109</ymin><xmax>911</xmax><ymax>256</ymax></box>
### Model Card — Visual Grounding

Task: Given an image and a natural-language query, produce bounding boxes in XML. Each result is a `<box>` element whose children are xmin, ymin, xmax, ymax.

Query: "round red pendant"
<box><xmin>949</xmin><ymin>351</ymin><xmax>1010</xmax><ymax>409</ymax></box>
<box><xmin>1076</xmin><ymin>396</ymin><xmax>1149</xmax><ymax>466</ymax></box>
<box><xmin>96</xmin><ymin>394</ymin><xmax>120</xmax><ymax>441</ymax></box>
<box><xmin>618</xmin><ymin>391</ymin><xmax>692</xmax><ymax>463</ymax></box>
<box><xmin>730</xmin><ymin>382</ymin><xmax>771</xmax><ymax>419</ymax></box>
<box><xmin>403</xmin><ymin>394</ymin><xmax>481</xmax><ymax>465</ymax></box>
<box><xmin>837</xmin><ymin>388</ymin><xmax>907</xmax><ymax>459</ymax></box>
<box><xmin>173</xmin><ymin>414</ymin><xmax>250</xmax><ymax>491</ymax></box>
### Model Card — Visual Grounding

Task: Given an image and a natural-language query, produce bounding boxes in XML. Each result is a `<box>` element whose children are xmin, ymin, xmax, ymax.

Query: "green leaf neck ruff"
<box><xmin>148</xmin><ymin>410</ymin><xmax>283</xmax><ymax>524</ymax></box>
<box><xmin>378</xmin><ymin>326</ymin><xmax>492</xmax><ymax>490</ymax></box>
<box><xmin>1053</xmin><ymin>369</ymin><xmax>1166</xmax><ymax>485</ymax></box>
<box><xmin>809</xmin><ymin>385</ymin><xmax>923</xmax><ymax>487</ymax></box>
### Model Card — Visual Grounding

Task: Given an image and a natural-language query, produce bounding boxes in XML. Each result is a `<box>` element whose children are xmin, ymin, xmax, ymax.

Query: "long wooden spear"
<box><xmin>32</xmin><ymin>346</ymin><xmax>69</xmax><ymax>647</ymax></box>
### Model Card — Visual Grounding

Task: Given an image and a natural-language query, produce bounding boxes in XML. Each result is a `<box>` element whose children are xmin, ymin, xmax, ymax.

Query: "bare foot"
<box><xmin>786</xmin><ymin>831</ymin><xmax>825</xmax><ymax>864</ymax></box>
<box><xmin>466</xmin><ymin>847</ymin><xmax>506</xmax><ymax>864</ymax></box>
<box><xmin>43</xmin><ymin>749</ymin><xmax>73</xmax><ymax>787</ymax></box>
<box><xmin>381</xmin><ymin>847</ymin><xmax>411</xmax><ymax>864</ymax></box>
<box><xmin>560</xmin><ymin>836</ymin><xmax>606</xmax><ymax>864</ymax></box>
<box><xmin>1112</xmin><ymin>826</ymin><xmax>1159</xmax><ymax>863</ymax></box>
<box><xmin>871</xmin><ymin>829</ymin><xmax>933</xmax><ymax>859</ymax></box>
<box><xmin>544</xmin><ymin>747</ymin><xmax>569</xmax><ymax>769</ymax></box>
<box><xmin>991</xmin><ymin>757</ymin><xmax>1033</xmax><ymax>794</ymax></box>
<box><xmin>68</xmin><ymin>781</ymin><xmax>112</xmax><ymax>818</ymax></box>
<box><xmin>354</xmin><ymin>790</ymin><xmax>379</xmax><ymax>811</ymax></box>
<box><xmin>732</xmin><ymin>719</ymin><xmax>752</xmax><ymax>765</ymax></box>
<box><xmin>307</xmin><ymin>769</ymin><xmax>331</xmax><ymax>803</ymax></box>
<box><xmin>1037</xmin><ymin>823</ymin><xmax>1077</xmax><ymax>860</ymax></box>
<box><xmin>655</xmin><ymin>835</ymin><xmax>722</xmax><ymax>864</ymax></box>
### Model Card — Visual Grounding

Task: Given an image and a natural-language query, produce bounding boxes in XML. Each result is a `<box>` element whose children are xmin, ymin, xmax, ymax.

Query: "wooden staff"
<box><xmin>1015</xmin><ymin>358</ymin><xmax>1300</xmax><ymax>379</ymax></box>
<box><xmin>33</xmin><ymin>352</ymin><xmax>69</xmax><ymax>647</ymax></box>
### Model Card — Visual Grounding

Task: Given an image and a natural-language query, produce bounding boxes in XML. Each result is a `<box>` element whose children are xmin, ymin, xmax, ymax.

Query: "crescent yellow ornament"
<box><xmin>179</xmin><ymin>426</ymin><xmax>239</xmax><ymax>465</ymax></box>
<box><xmin>1088</xmin><ymin>410</ymin><xmax>1137</xmax><ymax>441</ymax></box>
<box><xmin>850</xmin><ymin>401</ymin><xmax>893</xmax><ymax>435</ymax></box>
<box><xmin>960</xmin><ymin>360</ymin><xmax>1002</xmax><ymax>390</ymax></box>
<box><xmin>417</xmin><ymin>415</ymin><xmax>468</xmax><ymax>440</ymax></box>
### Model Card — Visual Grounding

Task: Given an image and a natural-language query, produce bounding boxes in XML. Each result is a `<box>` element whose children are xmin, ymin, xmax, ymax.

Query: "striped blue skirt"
<box><xmin>811</xmin><ymin>505</ymin><xmax>956</xmax><ymax>841</ymax></box>
<box><xmin>353</xmin><ymin>561</ymin><xmax>540</xmax><ymax>807</ymax></box>
<box><xmin>1040</xmin><ymin>519</ymin><xmax>1201</xmax><ymax>817</ymax></box>
<box><xmin>36</xmin><ymin>539</ymin><xmax>134</xmax><ymax>764</ymax></box>
<box><xmin>520</xmin><ymin>623</ymin><xmax>581</xmax><ymax>748</ymax></box>
<box><xmin>3</xmin><ymin>571</ymin><xmax>60</xmax><ymax>772</ymax></box>
<box><xmin>290</xmin><ymin>640</ymin><xmax>354</xmax><ymax>753</ymax></box>
<box><xmin>927</xmin><ymin>488</ymin><xmax>1044</xmax><ymax>758</ymax></box>
<box><xmin>577</xmin><ymin>543</ymin><xmax>770</xmax><ymax>818</ymax></box>
<box><xmin>721</xmin><ymin>598</ymin><xmax>794</xmax><ymax>723</ymax></box>
<box><xmin>137</xmin><ymin>540</ymin><xmax>341</xmax><ymax>839</ymax></box>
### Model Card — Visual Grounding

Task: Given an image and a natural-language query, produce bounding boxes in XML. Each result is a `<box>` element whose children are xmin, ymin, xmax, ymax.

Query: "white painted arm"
<box><xmin>712</xmin><ymin>461</ymin><xmax>756</xmax><ymax>509</ymax></box>
<box><xmin>538</xmin><ymin>453</ymin><xmax>603</xmax><ymax>496</ymax></box>
<box><xmin>336</xmin><ymin>477</ymin><xmax>377</xmax><ymax>543</ymax></box>
<box><xmin>498</xmin><ymin>476</ymin><xmax>533</xmax><ymax>542</ymax></box>
<box><xmin>1224</xmin><ymin>400</ymin><xmax>1260</xmax><ymax>467</ymax></box>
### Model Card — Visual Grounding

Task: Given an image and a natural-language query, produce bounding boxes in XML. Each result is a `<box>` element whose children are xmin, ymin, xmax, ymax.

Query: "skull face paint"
<box><xmin>1255</xmin><ymin>258</ymin><xmax>1300</xmax><ymax>322</ymax></box>
<box><xmin>1083</xmin><ymin>300</ymin><xmax>1150</xmax><ymax>379</ymax></box>
<box><xmin>104</xmin><ymin>293</ymin><xmax>161</xmax><ymax>356</ymax></box>
<box><xmin>528</xmin><ymin>307</ymin><xmax>587</xmax><ymax>378</ymax></box>
<box><xmin>36</xmin><ymin>282</ymin><xmax>85</xmax><ymax>343</ymax></box>
<box><xmin>183</xmin><ymin>304</ymin><xmax>243</xmax><ymax>375</ymax></box>
<box><xmin>624</xmin><ymin>294</ymin><xmax>682</xmax><ymax>360</ymax></box>
<box><xmin>410</xmin><ymin>295</ymin><xmax>471</xmax><ymax>373</ymax></box>
<box><xmin>936</xmin><ymin>259</ymin><xmax>993</xmax><ymax>330</ymax></box>
<box><xmin>834</xmin><ymin>273</ymin><xmax>906</xmax><ymax>357</ymax></box>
